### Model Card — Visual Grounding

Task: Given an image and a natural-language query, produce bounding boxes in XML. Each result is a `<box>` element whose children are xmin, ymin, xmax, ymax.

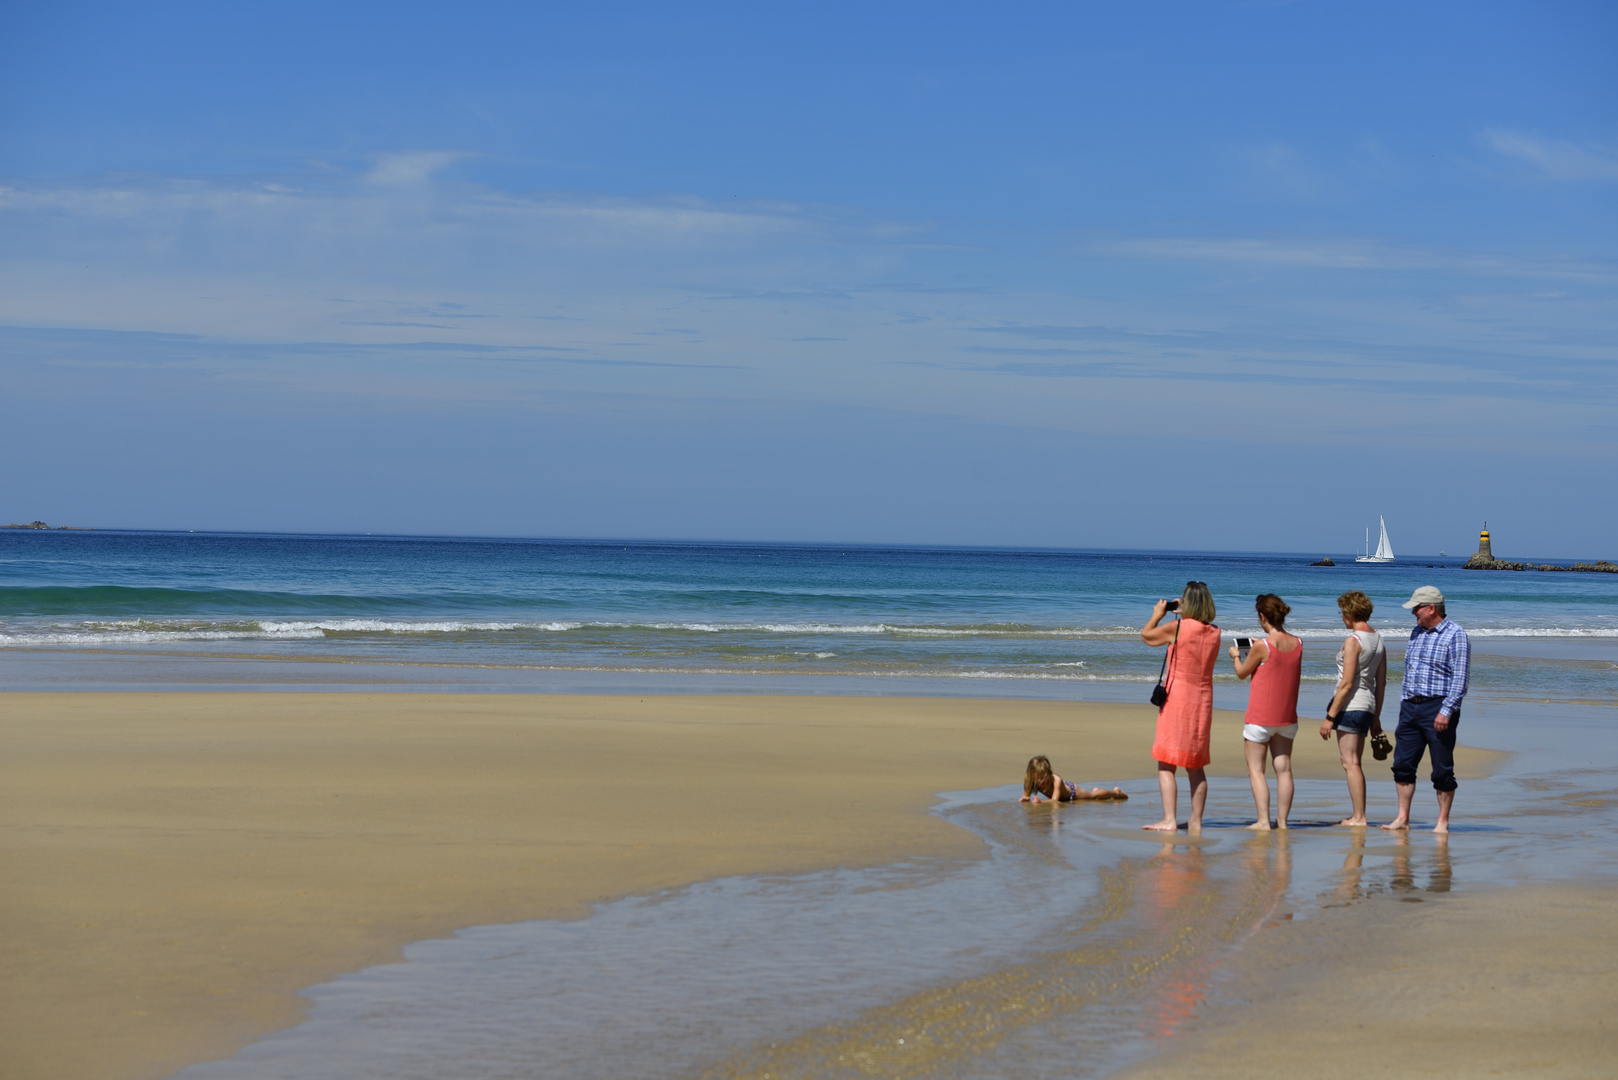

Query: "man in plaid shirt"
<box><xmin>1383</xmin><ymin>585</ymin><xmax>1470</xmax><ymax>834</ymax></box>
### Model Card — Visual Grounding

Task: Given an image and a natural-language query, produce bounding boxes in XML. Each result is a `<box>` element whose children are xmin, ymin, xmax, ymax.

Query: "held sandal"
<box><xmin>1370</xmin><ymin>732</ymin><xmax>1393</xmax><ymax>761</ymax></box>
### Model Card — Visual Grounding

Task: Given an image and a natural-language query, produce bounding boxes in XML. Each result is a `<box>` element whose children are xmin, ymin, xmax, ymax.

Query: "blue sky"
<box><xmin>2</xmin><ymin>1</ymin><xmax>1614</xmax><ymax>556</ymax></box>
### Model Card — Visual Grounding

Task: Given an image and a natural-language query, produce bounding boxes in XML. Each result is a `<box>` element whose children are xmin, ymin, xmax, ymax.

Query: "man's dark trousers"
<box><xmin>1392</xmin><ymin>695</ymin><xmax>1459</xmax><ymax>792</ymax></box>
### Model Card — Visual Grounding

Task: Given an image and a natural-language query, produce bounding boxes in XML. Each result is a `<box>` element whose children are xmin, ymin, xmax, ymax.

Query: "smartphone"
<box><xmin>1235</xmin><ymin>637</ymin><xmax>1251</xmax><ymax>663</ymax></box>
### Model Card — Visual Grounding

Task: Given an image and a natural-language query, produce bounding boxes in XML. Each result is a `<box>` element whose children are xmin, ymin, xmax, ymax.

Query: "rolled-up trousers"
<box><xmin>1392</xmin><ymin>695</ymin><xmax>1459</xmax><ymax>793</ymax></box>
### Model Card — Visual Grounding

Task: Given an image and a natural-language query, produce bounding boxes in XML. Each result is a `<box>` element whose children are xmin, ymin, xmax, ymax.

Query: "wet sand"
<box><xmin>1</xmin><ymin>692</ymin><xmax>1502</xmax><ymax>1080</ymax></box>
<box><xmin>1118</xmin><ymin>880</ymin><xmax>1618</xmax><ymax>1079</ymax></box>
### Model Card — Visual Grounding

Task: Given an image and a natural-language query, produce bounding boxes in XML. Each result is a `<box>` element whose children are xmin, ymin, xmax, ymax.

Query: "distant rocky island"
<box><xmin>1460</xmin><ymin>525</ymin><xmax>1615</xmax><ymax>573</ymax></box>
<box><xmin>1465</xmin><ymin>556</ymin><xmax>1618</xmax><ymax>573</ymax></box>
<box><xmin>2</xmin><ymin>520</ymin><xmax>94</xmax><ymax>530</ymax></box>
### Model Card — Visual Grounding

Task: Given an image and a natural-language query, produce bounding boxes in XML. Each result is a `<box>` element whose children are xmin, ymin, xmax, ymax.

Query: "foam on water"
<box><xmin>7</xmin><ymin>619</ymin><xmax>1617</xmax><ymax>653</ymax></box>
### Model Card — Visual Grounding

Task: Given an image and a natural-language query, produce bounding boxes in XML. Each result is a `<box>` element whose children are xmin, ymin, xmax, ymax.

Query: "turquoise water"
<box><xmin>3</xmin><ymin>531</ymin><xmax>1616</xmax><ymax>700</ymax></box>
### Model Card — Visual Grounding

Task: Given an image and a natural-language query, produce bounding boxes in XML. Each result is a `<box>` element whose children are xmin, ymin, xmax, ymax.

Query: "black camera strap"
<box><xmin>1150</xmin><ymin>615</ymin><xmax>1180</xmax><ymax>707</ymax></box>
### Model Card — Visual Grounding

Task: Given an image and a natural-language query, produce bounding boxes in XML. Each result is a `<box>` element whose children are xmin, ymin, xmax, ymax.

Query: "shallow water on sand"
<box><xmin>171</xmin><ymin>700</ymin><xmax>1616</xmax><ymax>1080</ymax></box>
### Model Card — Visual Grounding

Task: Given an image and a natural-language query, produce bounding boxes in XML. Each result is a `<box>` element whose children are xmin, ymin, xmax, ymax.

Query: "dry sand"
<box><xmin>0</xmin><ymin>692</ymin><xmax>1502</xmax><ymax>1080</ymax></box>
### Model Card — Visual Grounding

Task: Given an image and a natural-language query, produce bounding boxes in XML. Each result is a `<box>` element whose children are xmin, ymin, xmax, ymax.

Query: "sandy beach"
<box><xmin>0</xmin><ymin>691</ymin><xmax>1524</xmax><ymax>1079</ymax></box>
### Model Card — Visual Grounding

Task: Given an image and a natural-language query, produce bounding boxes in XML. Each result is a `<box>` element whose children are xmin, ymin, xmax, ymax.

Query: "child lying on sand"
<box><xmin>1020</xmin><ymin>755</ymin><xmax>1129</xmax><ymax>803</ymax></box>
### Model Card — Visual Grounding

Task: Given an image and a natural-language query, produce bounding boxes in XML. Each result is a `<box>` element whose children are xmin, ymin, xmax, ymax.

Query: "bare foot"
<box><xmin>1338</xmin><ymin>817</ymin><xmax>1368</xmax><ymax>827</ymax></box>
<box><xmin>1433</xmin><ymin>820</ymin><xmax>1450</xmax><ymax>835</ymax></box>
<box><xmin>1277</xmin><ymin>821</ymin><xmax>1289</xmax><ymax>830</ymax></box>
<box><xmin>1142</xmin><ymin>820</ymin><xmax>1177</xmax><ymax>832</ymax></box>
<box><xmin>1188</xmin><ymin>820</ymin><xmax>1203</xmax><ymax>836</ymax></box>
<box><xmin>1381</xmin><ymin>818</ymin><xmax>1410</xmax><ymax>831</ymax></box>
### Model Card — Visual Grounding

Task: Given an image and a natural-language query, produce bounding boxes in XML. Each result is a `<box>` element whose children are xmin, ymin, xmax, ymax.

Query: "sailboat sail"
<box><xmin>1374</xmin><ymin>516</ymin><xmax>1394</xmax><ymax>560</ymax></box>
<box><xmin>1355</xmin><ymin>516</ymin><xmax>1396</xmax><ymax>563</ymax></box>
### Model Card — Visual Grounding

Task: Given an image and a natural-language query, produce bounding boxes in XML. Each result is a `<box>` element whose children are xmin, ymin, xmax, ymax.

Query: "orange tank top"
<box><xmin>1246</xmin><ymin>635</ymin><xmax>1301</xmax><ymax>726</ymax></box>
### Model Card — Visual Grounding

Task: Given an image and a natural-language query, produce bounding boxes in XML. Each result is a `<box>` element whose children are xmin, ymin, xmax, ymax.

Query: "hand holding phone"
<box><xmin>1235</xmin><ymin>636</ymin><xmax>1251</xmax><ymax>663</ymax></box>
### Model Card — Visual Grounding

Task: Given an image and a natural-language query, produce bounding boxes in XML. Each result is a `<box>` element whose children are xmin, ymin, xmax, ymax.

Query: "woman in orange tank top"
<box><xmin>1230</xmin><ymin>593</ymin><xmax>1302</xmax><ymax>829</ymax></box>
<box><xmin>1140</xmin><ymin>581</ymin><xmax>1220</xmax><ymax>833</ymax></box>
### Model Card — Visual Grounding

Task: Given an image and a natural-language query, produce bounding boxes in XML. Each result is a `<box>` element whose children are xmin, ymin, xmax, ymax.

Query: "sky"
<box><xmin>2</xmin><ymin>1</ymin><xmax>1614</xmax><ymax>556</ymax></box>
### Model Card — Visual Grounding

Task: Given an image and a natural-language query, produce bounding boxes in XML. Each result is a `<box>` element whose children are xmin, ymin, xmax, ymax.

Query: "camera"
<box><xmin>1164</xmin><ymin>599</ymin><xmax>1180</xmax><ymax>612</ymax></box>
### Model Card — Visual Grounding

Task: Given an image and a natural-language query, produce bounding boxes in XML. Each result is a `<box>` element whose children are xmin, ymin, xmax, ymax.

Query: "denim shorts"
<box><xmin>1332</xmin><ymin>709</ymin><xmax>1377</xmax><ymax>736</ymax></box>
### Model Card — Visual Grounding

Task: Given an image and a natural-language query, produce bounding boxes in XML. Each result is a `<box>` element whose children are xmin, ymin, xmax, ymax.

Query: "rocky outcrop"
<box><xmin>1465</xmin><ymin>556</ymin><xmax>1618</xmax><ymax>573</ymax></box>
<box><xmin>3</xmin><ymin>520</ymin><xmax>50</xmax><ymax>529</ymax></box>
<box><xmin>1311</xmin><ymin>557</ymin><xmax>1335</xmax><ymax>566</ymax></box>
<box><xmin>1463</xmin><ymin>555</ymin><xmax>1525</xmax><ymax>570</ymax></box>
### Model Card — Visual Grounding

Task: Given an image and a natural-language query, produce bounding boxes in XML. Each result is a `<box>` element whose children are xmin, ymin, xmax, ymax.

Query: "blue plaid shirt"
<box><xmin>1402</xmin><ymin>618</ymin><xmax>1471</xmax><ymax>715</ymax></box>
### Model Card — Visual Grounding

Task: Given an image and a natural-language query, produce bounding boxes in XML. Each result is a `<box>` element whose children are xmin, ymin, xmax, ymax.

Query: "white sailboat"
<box><xmin>1355</xmin><ymin>516</ymin><xmax>1395</xmax><ymax>563</ymax></box>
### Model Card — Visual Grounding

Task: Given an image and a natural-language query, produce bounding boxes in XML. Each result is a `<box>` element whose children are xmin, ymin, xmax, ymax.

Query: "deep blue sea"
<box><xmin>3</xmin><ymin>530</ymin><xmax>1615</xmax><ymax>702</ymax></box>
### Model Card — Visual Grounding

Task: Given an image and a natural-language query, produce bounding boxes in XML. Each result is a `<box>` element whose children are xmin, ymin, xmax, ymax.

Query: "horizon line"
<box><xmin>2</xmin><ymin>525</ymin><xmax>1604</xmax><ymax>564</ymax></box>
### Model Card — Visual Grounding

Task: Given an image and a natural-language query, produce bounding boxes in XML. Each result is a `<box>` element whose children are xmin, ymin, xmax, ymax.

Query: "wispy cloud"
<box><xmin>0</xmin><ymin>173</ymin><xmax>826</xmax><ymax>244</ymax></box>
<box><xmin>1088</xmin><ymin>236</ymin><xmax>1617</xmax><ymax>280</ymax></box>
<box><xmin>3</xmin><ymin>162</ymin><xmax>1614</xmax><ymax>433</ymax></box>
<box><xmin>0</xmin><ymin>325</ymin><xmax>732</xmax><ymax>371</ymax></box>
<box><xmin>366</xmin><ymin>150</ymin><xmax>479</xmax><ymax>186</ymax></box>
<box><xmin>0</xmin><ymin>165</ymin><xmax>931</xmax><ymax>344</ymax></box>
<box><xmin>1233</xmin><ymin>141</ymin><xmax>1331</xmax><ymax>200</ymax></box>
<box><xmin>1483</xmin><ymin>130</ymin><xmax>1618</xmax><ymax>182</ymax></box>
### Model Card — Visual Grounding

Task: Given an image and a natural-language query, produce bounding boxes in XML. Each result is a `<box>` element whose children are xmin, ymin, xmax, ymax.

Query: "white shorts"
<box><xmin>1243</xmin><ymin>722</ymin><xmax>1298</xmax><ymax>744</ymax></box>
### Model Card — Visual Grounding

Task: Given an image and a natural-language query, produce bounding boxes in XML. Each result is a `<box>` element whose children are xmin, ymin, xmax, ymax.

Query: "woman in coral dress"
<box><xmin>1140</xmin><ymin>581</ymin><xmax>1221</xmax><ymax>833</ymax></box>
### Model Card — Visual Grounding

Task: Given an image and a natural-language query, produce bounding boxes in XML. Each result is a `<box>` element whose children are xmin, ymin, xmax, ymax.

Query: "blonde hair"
<box><xmin>1024</xmin><ymin>755</ymin><xmax>1055</xmax><ymax>799</ymax></box>
<box><xmin>1337</xmin><ymin>590</ymin><xmax>1373</xmax><ymax>623</ymax></box>
<box><xmin>1180</xmin><ymin>581</ymin><xmax>1216</xmax><ymax>624</ymax></box>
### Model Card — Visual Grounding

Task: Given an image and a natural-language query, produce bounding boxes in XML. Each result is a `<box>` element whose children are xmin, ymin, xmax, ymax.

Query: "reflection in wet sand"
<box><xmin>1390</xmin><ymin>831</ymin><xmax>1452</xmax><ymax>897</ymax></box>
<box><xmin>1328</xmin><ymin>829</ymin><xmax>1367</xmax><ymax>906</ymax></box>
<box><xmin>703</xmin><ymin>828</ymin><xmax>1302</xmax><ymax>1079</ymax></box>
<box><xmin>1138</xmin><ymin>835</ymin><xmax>1291</xmax><ymax>1042</ymax></box>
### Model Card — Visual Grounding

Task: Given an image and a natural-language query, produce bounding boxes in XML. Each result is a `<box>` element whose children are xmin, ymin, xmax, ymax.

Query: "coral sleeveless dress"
<box><xmin>1151</xmin><ymin>618</ymin><xmax>1221</xmax><ymax>769</ymax></box>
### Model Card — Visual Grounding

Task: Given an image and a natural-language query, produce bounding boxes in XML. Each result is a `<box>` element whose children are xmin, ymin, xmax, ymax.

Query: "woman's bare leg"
<box><xmin>1270</xmin><ymin>736</ymin><xmax>1295</xmax><ymax>829</ymax></box>
<box><xmin>1336</xmin><ymin>732</ymin><xmax>1367</xmax><ymax>825</ymax></box>
<box><xmin>1143</xmin><ymin>762</ymin><xmax>1179</xmax><ymax>830</ymax></box>
<box><xmin>1244</xmin><ymin>738</ymin><xmax>1271</xmax><ymax>829</ymax></box>
<box><xmin>1187</xmin><ymin>768</ymin><xmax>1207</xmax><ymax>834</ymax></box>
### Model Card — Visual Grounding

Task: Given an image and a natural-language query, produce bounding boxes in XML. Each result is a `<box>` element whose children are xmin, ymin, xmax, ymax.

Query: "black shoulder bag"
<box><xmin>1150</xmin><ymin>616</ymin><xmax>1180</xmax><ymax>708</ymax></box>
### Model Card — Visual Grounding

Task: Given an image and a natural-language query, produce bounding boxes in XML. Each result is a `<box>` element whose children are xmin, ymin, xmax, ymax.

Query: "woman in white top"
<box><xmin>1319</xmin><ymin>589</ymin><xmax>1387</xmax><ymax>826</ymax></box>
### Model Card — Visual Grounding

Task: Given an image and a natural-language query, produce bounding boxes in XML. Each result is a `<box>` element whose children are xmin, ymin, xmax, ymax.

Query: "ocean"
<box><xmin>3</xmin><ymin>530</ymin><xmax>1615</xmax><ymax>702</ymax></box>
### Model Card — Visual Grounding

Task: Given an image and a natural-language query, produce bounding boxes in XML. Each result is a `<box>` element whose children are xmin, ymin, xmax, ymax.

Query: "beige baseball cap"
<box><xmin>1401</xmin><ymin>585</ymin><xmax>1445</xmax><ymax>609</ymax></box>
